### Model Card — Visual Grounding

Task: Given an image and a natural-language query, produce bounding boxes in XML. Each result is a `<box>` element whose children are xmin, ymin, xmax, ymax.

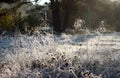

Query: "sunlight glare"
<box><xmin>30</xmin><ymin>0</ymin><xmax>50</xmax><ymax>5</ymax></box>
<box><xmin>111</xmin><ymin>0</ymin><xmax>120</xmax><ymax>2</ymax></box>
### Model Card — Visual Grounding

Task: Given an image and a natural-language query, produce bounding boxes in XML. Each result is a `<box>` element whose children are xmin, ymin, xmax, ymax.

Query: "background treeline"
<box><xmin>0</xmin><ymin>0</ymin><xmax>46</xmax><ymax>34</ymax></box>
<box><xmin>58</xmin><ymin>0</ymin><xmax>120</xmax><ymax>32</ymax></box>
<box><xmin>0</xmin><ymin>0</ymin><xmax>120</xmax><ymax>34</ymax></box>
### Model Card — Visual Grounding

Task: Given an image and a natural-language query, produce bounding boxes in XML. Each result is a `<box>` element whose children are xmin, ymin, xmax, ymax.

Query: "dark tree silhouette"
<box><xmin>50</xmin><ymin>0</ymin><xmax>81</xmax><ymax>33</ymax></box>
<box><xmin>50</xmin><ymin>0</ymin><xmax>62</xmax><ymax>33</ymax></box>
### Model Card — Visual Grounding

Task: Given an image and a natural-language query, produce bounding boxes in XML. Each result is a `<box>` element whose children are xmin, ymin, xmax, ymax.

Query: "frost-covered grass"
<box><xmin>0</xmin><ymin>32</ymin><xmax>120</xmax><ymax>78</ymax></box>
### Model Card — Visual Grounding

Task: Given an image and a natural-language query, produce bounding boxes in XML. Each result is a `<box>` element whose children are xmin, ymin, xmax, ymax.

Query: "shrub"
<box><xmin>0</xmin><ymin>9</ymin><xmax>15</xmax><ymax>31</ymax></box>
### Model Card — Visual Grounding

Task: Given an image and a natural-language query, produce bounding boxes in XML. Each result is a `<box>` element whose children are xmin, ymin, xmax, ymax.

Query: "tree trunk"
<box><xmin>50</xmin><ymin>0</ymin><xmax>62</xmax><ymax>33</ymax></box>
<box><xmin>63</xmin><ymin>10</ymin><xmax>70</xmax><ymax>30</ymax></box>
